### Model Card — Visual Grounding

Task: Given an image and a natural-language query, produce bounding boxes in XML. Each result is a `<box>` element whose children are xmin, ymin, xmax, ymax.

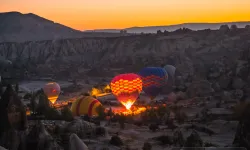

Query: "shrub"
<box><xmin>156</xmin><ymin>105</ymin><xmax>170</xmax><ymax>119</ymax></box>
<box><xmin>23</xmin><ymin>93</ymin><xmax>32</xmax><ymax>99</ymax></box>
<box><xmin>95</xmin><ymin>126</ymin><xmax>106</xmax><ymax>136</ymax></box>
<box><xmin>44</xmin><ymin>107</ymin><xmax>61</xmax><ymax>120</ymax></box>
<box><xmin>143</xmin><ymin>142</ymin><xmax>152</xmax><ymax>150</ymax></box>
<box><xmin>61</xmin><ymin>106</ymin><xmax>74</xmax><ymax>121</ymax></box>
<box><xmin>155</xmin><ymin>135</ymin><xmax>173</xmax><ymax>145</ymax></box>
<box><xmin>175</xmin><ymin>111</ymin><xmax>188</xmax><ymax>124</ymax></box>
<box><xmin>110</xmin><ymin>136</ymin><xmax>123</xmax><ymax>146</ymax></box>
<box><xmin>96</xmin><ymin>105</ymin><xmax>106</xmax><ymax>120</ymax></box>
<box><xmin>149</xmin><ymin>123</ymin><xmax>159</xmax><ymax>132</ymax></box>
<box><xmin>216</xmin><ymin>102</ymin><xmax>221</xmax><ymax>108</ymax></box>
<box><xmin>233</xmin><ymin>101</ymin><xmax>250</xmax><ymax>120</ymax></box>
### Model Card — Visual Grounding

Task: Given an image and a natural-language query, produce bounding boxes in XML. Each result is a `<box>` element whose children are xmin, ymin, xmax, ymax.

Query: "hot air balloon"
<box><xmin>138</xmin><ymin>67</ymin><xmax>168</xmax><ymax>100</ymax></box>
<box><xmin>43</xmin><ymin>82</ymin><xmax>61</xmax><ymax>104</ymax></box>
<box><xmin>163</xmin><ymin>65</ymin><xmax>176</xmax><ymax>82</ymax></box>
<box><xmin>110</xmin><ymin>73</ymin><xmax>142</xmax><ymax>110</ymax></box>
<box><xmin>71</xmin><ymin>96</ymin><xmax>102</xmax><ymax>117</ymax></box>
<box><xmin>163</xmin><ymin>65</ymin><xmax>176</xmax><ymax>93</ymax></box>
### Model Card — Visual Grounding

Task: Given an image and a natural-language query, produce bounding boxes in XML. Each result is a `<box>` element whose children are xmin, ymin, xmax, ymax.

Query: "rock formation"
<box><xmin>0</xmin><ymin>27</ymin><xmax>249</xmax><ymax>80</ymax></box>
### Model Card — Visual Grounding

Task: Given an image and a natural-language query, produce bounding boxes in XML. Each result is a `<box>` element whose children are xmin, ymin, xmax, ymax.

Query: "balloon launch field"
<box><xmin>19</xmin><ymin>80</ymin><xmax>73</xmax><ymax>92</ymax></box>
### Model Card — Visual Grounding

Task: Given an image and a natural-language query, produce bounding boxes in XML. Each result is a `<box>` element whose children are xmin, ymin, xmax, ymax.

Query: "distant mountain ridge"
<box><xmin>84</xmin><ymin>22</ymin><xmax>250</xmax><ymax>33</ymax></box>
<box><xmin>1</xmin><ymin>11</ymin><xmax>250</xmax><ymax>42</ymax></box>
<box><xmin>0</xmin><ymin>12</ymin><xmax>125</xmax><ymax>42</ymax></box>
<box><xmin>0</xmin><ymin>11</ymin><xmax>84</xmax><ymax>42</ymax></box>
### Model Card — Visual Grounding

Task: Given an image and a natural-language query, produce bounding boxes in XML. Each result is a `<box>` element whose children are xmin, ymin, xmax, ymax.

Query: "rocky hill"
<box><xmin>0</xmin><ymin>25</ymin><xmax>250</xmax><ymax>82</ymax></box>
<box><xmin>0</xmin><ymin>12</ymin><xmax>85</xmax><ymax>42</ymax></box>
<box><xmin>0</xmin><ymin>12</ymin><xmax>127</xmax><ymax>43</ymax></box>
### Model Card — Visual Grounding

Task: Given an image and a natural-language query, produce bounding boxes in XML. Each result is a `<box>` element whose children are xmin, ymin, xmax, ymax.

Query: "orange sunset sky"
<box><xmin>1</xmin><ymin>0</ymin><xmax>250</xmax><ymax>30</ymax></box>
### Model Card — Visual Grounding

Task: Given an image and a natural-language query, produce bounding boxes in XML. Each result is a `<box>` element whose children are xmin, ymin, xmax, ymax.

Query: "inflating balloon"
<box><xmin>111</xmin><ymin>73</ymin><xmax>142</xmax><ymax>110</ymax></box>
<box><xmin>163</xmin><ymin>65</ymin><xmax>176</xmax><ymax>93</ymax></box>
<box><xmin>43</xmin><ymin>82</ymin><xmax>61</xmax><ymax>104</ymax></box>
<box><xmin>71</xmin><ymin>96</ymin><xmax>102</xmax><ymax>117</ymax></box>
<box><xmin>164</xmin><ymin>65</ymin><xmax>176</xmax><ymax>82</ymax></box>
<box><xmin>138</xmin><ymin>67</ymin><xmax>168</xmax><ymax>100</ymax></box>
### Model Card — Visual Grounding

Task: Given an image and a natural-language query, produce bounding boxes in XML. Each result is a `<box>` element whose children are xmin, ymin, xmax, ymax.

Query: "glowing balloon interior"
<box><xmin>111</xmin><ymin>73</ymin><xmax>142</xmax><ymax>110</ymax></box>
<box><xmin>43</xmin><ymin>82</ymin><xmax>61</xmax><ymax>104</ymax></box>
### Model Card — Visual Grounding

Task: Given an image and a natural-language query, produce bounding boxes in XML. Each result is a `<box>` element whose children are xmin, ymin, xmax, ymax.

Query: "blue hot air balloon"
<box><xmin>138</xmin><ymin>67</ymin><xmax>168</xmax><ymax>100</ymax></box>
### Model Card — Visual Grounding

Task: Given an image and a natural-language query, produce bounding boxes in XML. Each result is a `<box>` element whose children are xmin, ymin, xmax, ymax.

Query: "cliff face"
<box><xmin>0</xmin><ymin>28</ymin><xmax>250</xmax><ymax>79</ymax></box>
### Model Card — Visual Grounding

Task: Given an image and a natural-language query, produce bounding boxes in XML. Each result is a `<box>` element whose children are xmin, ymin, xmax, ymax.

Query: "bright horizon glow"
<box><xmin>1</xmin><ymin>0</ymin><xmax>250</xmax><ymax>30</ymax></box>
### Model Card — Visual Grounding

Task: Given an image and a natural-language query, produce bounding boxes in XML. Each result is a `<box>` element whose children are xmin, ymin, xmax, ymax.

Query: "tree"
<box><xmin>96</xmin><ymin>105</ymin><xmax>106</xmax><ymax>120</ymax></box>
<box><xmin>15</xmin><ymin>83</ymin><xmax>19</xmax><ymax>93</ymax></box>
<box><xmin>149</xmin><ymin>123</ymin><xmax>159</xmax><ymax>132</ymax></box>
<box><xmin>174</xmin><ymin>109</ymin><xmax>187</xmax><ymax>124</ymax></box>
<box><xmin>0</xmin><ymin>82</ymin><xmax>3</xmax><ymax>96</ymax></box>
<box><xmin>219</xmin><ymin>25</ymin><xmax>230</xmax><ymax>32</ymax></box>
<box><xmin>0</xmin><ymin>84</ymin><xmax>14</xmax><ymax>136</ymax></box>
<box><xmin>36</xmin><ymin>94</ymin><xmax>50</xmax><ymax>115</ymax></box>
<box><xmin>61</xmin><ymin>106</ymin><xmax>73</xmax><ymax>121</ymax></box>
<box><xmin>0</xmin><ymin>84</ymin><xmax>27</xmax><ymax>139</ymax></box>
<box><xmin>44</xmin><ymin>107</ymin><xmax>61</xmax><ymax>120</ymax></box>
<box><xmin>23</xmin><ymin>93</ymin><xmax>32</xmax><ymax>99</ymax></box>
<box><xmin>120</xmin><ymin>30</ymin><xmax>127</xmax><ymax>34</ymax></box>
<box><xmin>163</xmin><ymin>30</ymin><xmax>169</xmax><ymax>35</ymax></box>
<box><xmin>30</xmin><ymin>92</ymin><xmax>37</xmax><ymax>114</ymax></box>
<box><xmin>230</xmin><ymin>24</ymin><xmax>238</xmax><ymax>30</ymax></box>
<box><xmin>156</xmin><ymin>105</ymin><xmax>170</xmax><ymax>119</ymax></box>
<box><xmin>118</xmin><ymin>114</ymin><xmax>126</xmax><ymax>129</ymax></box>
<box><xmin>157</xmin><ymin>30</ymin><xmax>163</xmax><ymax>35</ymax></box>
<box><xmin>143</xmin><ymin>142</ymin><xmax>152</xmax><ymax>150</ymax></box>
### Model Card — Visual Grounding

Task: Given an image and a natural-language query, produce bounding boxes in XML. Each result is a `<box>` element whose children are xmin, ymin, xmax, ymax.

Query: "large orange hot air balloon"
<box><xmin>43</xmin><ymin>82</ymin><xmax>61</xmax><ymax>104</ymax></box>
<box><xmin>111</xmin><ymin>73</ymin><xmax>142</xmax><ymax>110</ymax></box>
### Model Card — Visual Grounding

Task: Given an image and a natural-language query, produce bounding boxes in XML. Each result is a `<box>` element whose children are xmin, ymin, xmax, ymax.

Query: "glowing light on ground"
<box><xmin>111</xmin><ymin>106</ymin><xmax>147</xmax><ymax>116</ymax></box>
<box><xmin>90</xmin><ymin>87</ymin><xmax>102</xmax><ymax>97</ymax></box>
<box><xmin>89</xmin><ymin>84</ymin><xmax>111</xmax><ymax>97</ymax></box>
<box><xmin>121</xmin><ymin>100</ymin><xmax>134</xmax><ymax>110</ymax></box>
<box><xmin>103</xmin><ymin>84</ymin><xmax>111</xmax><ymax>92</ymax></box>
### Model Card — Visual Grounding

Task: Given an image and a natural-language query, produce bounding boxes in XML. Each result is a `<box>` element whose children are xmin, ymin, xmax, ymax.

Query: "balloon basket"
<box><xmin>109</xmin><ymin>105</ymin><xmax>147</xmax><ymax>116</ymax></box>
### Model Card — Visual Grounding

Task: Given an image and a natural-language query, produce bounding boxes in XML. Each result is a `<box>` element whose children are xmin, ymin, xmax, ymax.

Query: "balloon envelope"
<box><xmin>43</xmin><ymin>82</ymin><xmax>61</xmax><ymax>104</ymax></box>
<box><xmin>71</xmin><ymin>96</ymin><xmax>102</xmax><ymax>117</ymax></box>
<box><xmin>164</xmin><ymin>65</ymin><xmax>176</xmax><ymax>80</ymax></box>
<box><xmin>163</xmin><ymin>65</ymin><xmax>176</xmax><ymax>92</ymax></box>
<box><xmin>138</xmin><ymin>67</ymin><xmax>168</xmax><ymax>100</ymax></box>
<box><xmin>111</xmin><ymin>73</ymin><xmax>142</xmax><ymax>109</ymax></box>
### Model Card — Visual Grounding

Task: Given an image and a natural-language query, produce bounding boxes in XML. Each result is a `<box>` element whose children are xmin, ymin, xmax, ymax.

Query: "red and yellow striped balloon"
<box><xmin>71</xmin><ymin>96</ymin><xmax>102</xmax><ymax>117</ymax></box>
<box><xmin>111</xmin><ymin>73</ymin><xmax>142</xmax><ymax>110</ymax></box>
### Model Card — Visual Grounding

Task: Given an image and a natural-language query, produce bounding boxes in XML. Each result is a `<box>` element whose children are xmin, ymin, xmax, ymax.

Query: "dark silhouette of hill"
<box><xmin>0</xmin><ymin>12</ymin><xmax>85</xmax><ymax>42</ymax></box>
<box><xmin>0</xmin><ymin>12</ymin><xmax>126</xmax><ymax>42</ymax></box>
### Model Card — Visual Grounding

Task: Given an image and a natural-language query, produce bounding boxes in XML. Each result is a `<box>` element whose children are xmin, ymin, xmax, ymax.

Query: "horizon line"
<box><xmin>1</xmin><ymin>11</ymin><xmax>250</xmax><ymax>31</ymax></box>
<box><xmin>83</xmin><ymin>20</ymin><xmax>250</xmax><ymax>31</ymax></box>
